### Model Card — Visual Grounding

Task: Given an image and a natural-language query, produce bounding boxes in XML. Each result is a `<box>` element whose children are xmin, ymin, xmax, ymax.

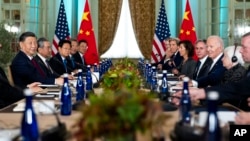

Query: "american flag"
<box><xmin>151</xmin><ymin>0</ymin><xmax>171</xmax><ymax>63</ymax></box>
<box><xmin>52</xmin><ymin>0</ymin><xmax>70</xmax><ymax>55</ymax></box>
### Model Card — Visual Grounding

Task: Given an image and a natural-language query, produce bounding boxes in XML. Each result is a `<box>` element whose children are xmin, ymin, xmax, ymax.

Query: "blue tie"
<box><xmin>63</xmin><ymin>59</ymin><xmax>68</xmax><ymax>73</ymax></box>
<box><xmin>71</xmin><ymin>57</ymin><xmax>75</xmax><ymax>69</ymax></box>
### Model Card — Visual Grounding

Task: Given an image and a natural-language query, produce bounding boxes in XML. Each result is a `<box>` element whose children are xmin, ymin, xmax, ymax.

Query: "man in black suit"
<box><xmin>161</xmin><ymin>38</ymin><xmax>183</xmax><ymax>71</ymax></box>
<box><xmin>33</xmin><ymin>37</ymin><xmax>60</xmax><ymax>78</ymax></box>
<box><xmin>72</xmin><ymin>39</ymin><xmax>88</xmax><ymax>72</ymax></box>
<box><xmin>11</xmin><ymin>32</ymin><xmax>63</xmax><ymax>88</ymax></box>
<box><xmin>73</xmin><ymin>39</ymin><xmax>87</xmax><ymax>66</ymax></box>
<box><xmin>173</xmin><ymin>32</ymin><xmax>250</xmax><ymax>111</ymax></box>
<box><xmin>0</xmin><ymin>72</ymin><xmax>42</xmax><ymax>109</ymax></box>
<box><xmin>192</xmin><ymin>39</ymin><xmax>213</xmax><ymax>80</ymax></box>
<box><xmin>49</xmin><ymin>39</ymin><xmax>75</xmax><ymax>75</ymax></box>
<box><xmin>191</xmin><ymin>36</ymin><xmax>226</xmax><ymax>88</ymax></box>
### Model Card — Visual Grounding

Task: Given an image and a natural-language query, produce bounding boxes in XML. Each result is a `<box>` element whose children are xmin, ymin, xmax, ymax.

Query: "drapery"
<box><xmin>99</xmin><ymin>0</ymin><xmax>155</xmax><ymax>59</ymax></box>
<box><xmin>98</xmin><ymin>0</ymin><xmax>122</xmax><ymax>55</ymax></box>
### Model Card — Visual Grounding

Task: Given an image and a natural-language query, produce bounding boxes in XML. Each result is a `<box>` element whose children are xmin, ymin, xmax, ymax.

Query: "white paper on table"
<box><xmin>13</xmin><ymin>100</ymin><xmax>55</xmax><ymax>114</ymax></box>
<box><xmin>168</xmin><ymin>81</ymin><xmax>178</xmax><ymax>86</ymax></box>
<box><xmin>170</xmin><ymin>86</ymin><xmax>182</xmax><ymax>92</ymax></box>
<box><xmin>197</xmin><ymin>111</ymin><xmax>237</xmax><ymax>127</ymax></box>
<box><xmin>0</xmin><ymin>129</ymin><xmax>20</xmax><ymax>141</ymax></box>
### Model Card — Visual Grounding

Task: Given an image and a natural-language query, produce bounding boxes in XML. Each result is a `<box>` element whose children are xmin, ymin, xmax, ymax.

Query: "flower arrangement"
<box><xmin>74</xmin><ymin>90</ymin><xmax>164</xmax><ymax>141</ymax></box>
<box><xmin>101</xmin><ymin>58</ymin><xmax>141</xmax><ymax>91</ymax></box>
<box><xmin>73</xmin><ymin>58</ymin><xmax>168</xmax><ymax>141</ymax></box>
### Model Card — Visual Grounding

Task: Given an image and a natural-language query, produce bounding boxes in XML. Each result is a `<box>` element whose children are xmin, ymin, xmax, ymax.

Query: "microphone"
<box><xmin>91</xmin><ymin>71</ymin><xmax>100</xmax><ymax>88</ymax></box>
<box><xmin>39</xmin><ymin>100</ymin><xmax>68</xmax><ymax>141</ymax></box>
<box><xmin>74</xmin><ymin>62</ymin><xmax>88</xmax><ymax>72</ymax></box>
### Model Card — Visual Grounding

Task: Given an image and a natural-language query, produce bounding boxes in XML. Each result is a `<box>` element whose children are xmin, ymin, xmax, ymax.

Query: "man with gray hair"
<box><xmin>33</xmin><ymin>37</ymin><xmax>60</xmax><ymax>78</ymax></box>
<box><xmin>191</xmin><ymin>35</ymin><xmax>226</xmax><ymax>88</ymax></box>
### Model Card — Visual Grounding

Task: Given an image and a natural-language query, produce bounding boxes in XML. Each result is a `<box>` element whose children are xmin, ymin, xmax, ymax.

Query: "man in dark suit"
<box><xmin>173</xmin><ymin>32</ymin><xmax>250</xmax><ymax>112</ymax></box>
<box><xmin>11</xmin><ymin>32</ymin><xmax>63</xmax><ymax>88</ymax></box>
<box><xmin>73</xmin><ymin>40</ymin><xmax>87</xmax><ymax>66</ymax></box>
<box><xmin>72</xmin><ymin>39</ymin><xmax>88</xmax><ymax>72</ymax></box>
<box><xmin>191</xmin><ymin>36</ymin><xmax>226</xmax><ymax>88</ymax></box>
<box><xmin>0</xmin><ymin>71</ymin><xmax>42</xmax><ymax>109</ymax></box>
<box><xmin>70</xmin><ymin>38</ymin><xmax>79</xmax><ymax>56</ymax></box>
<box><xmin>49</xmin><ymin>39</ymin><xmax>75</xmax><ymax>75</ymax></box>
<box><xmin>33</xmin><ymin>37</ymin><xmax>60</xmax><ymax>78</ymax></box>
<box><xmin>161</xmin><ymin>38</ymin><xmax>183</xmax><ymax>71</ymax></box>
<box><xmin>193</xmin><ymin>39</ymin><xmax>213</xmax><ymax>80</ymax></box>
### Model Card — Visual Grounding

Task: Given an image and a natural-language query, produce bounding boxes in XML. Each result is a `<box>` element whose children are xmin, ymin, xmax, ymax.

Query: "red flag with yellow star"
<box><xmin>179</xmin><ymin>0</ymin><xmax>198</xmax><ymax>60</ymax></box>
<box><xmin>77</xmin><ymin>0</ymin><xmax>99</xmax><ymax>65</ymax></box>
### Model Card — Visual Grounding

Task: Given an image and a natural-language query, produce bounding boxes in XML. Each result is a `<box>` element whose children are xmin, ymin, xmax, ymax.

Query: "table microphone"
<box><xmin>38</xmin><ymin>100</ymin><xmax>68</xmax><ymax>141</ymax></box>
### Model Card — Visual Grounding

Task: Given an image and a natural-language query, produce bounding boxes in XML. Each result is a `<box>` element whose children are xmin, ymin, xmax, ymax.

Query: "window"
<box><xmin>206</xmin><ymin>0</ymin><xmax>229</xmax><ymax>46</ymax></box>
<box><xmin>101</xmin><ymin>0</ymin><xmax>143</xmax><ymax>58</ymax></box>
<box><xmin>233</xmin><ymin>0</ymin><xmax>250</xmax><ymax>42</ymax></box>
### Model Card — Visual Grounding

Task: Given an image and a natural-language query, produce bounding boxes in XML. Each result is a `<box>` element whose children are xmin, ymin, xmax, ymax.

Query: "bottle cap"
<box><xmin>207</xmin><ymin>91</ymin><xmax>219</xmax><ymax>100</ymax></box>
<box><xmin>87</xmin><ymin>65</ymin><xmax>91</xmax><ymax>68</ymax></box>
<box><xmin>148</xmin><ymin>64</ymin><xmax>151</xmax><ymax>66</ymax></box>
<box><xmin>162</xmin><ymin>70</ymin><xmax>167</xmax><ymax>74</ymax></box>
<box><xmin>23</xmin><ymin>88</ymin><xmax>33</xmax><ymax>96</ymax></box>
<box><xmin>152</xmin><ymin>66</ymin><xmax>156</xmax><ymax>69</ymax></box>
<box><xmin>63</xmin><ymin>73</ymin><xmax>68</xmax><ymax>78</ymax></box>
<box><xmin>94</xmin><ymin>63</ymin><xmax>97</xmax><ymax>65</ymax></box>
<box><xmin>183</xmin><ymin>77</ymin><xmax>189</xmax><ymax>82</ymax></box>
<box><xmin>78</xmin><ymin>69</ymin><xmax>82</xmax><ymax>73</ymax></box>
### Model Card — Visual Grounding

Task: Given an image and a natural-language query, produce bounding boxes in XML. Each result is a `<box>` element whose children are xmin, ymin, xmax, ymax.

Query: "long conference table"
<box><xmin>0</xmin><ymin>76</ymin><xmax>238</xmax><ymax>141</ymax></box>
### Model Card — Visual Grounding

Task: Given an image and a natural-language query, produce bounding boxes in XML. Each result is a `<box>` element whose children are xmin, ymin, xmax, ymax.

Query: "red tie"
<box><xmin>31</xmin><ymin>59</ymin><xmax>46</xmax><ymax>77</ymax></box>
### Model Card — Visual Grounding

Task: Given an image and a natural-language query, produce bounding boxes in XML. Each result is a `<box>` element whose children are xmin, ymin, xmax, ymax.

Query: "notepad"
<box><xmin>38</xmin><ymin>84</ymin><xmax>59</xmax><ymax>88</ymax></box>
<box><xmin>13</xmin><ymin>101</ymin><xmax>55</xmax><ymax>114</ymax></box>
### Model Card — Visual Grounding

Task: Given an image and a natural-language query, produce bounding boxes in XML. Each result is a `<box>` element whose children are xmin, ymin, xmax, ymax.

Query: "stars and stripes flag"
<box><xmin>52</xmin><ymin>0</ymin><xmax>70</xmax><ymax>56</ymax></box>
<box><xmin>151</xmin><ymin>0</ymin><xmax>171</xmax><ymax>63</ymax></box>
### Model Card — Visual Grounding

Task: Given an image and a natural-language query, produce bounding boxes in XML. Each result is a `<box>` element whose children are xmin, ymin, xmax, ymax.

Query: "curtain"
<box><xmin>98</xmin><ymin>0</ymin><xmax>122</xmax><ymax>55</ymax></box>
<box><xmin>129</xmin><ymin>0</ymin><xmax>155</xmax><ymax>59</ymax></box>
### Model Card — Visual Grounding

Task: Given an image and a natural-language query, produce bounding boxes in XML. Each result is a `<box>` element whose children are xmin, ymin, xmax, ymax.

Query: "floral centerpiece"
<box><xmin>101</xmin><ymin>58</ymin><xmax>141</xmax><ymax>92</ymax></box>
<box><xmin>73</xmin><ymin>58</ymin><xmax>168</xmax><ymax>141</ymax></box>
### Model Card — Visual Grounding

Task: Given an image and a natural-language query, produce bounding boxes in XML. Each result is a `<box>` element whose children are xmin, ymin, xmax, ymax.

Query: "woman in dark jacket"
<box><xmin>172</xmin><ymin>40</ymin><xmax>197</xmax><ymax>79</ymax></box>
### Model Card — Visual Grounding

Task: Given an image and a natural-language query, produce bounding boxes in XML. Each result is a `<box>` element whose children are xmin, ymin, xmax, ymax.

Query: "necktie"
<box><xmin>45</xmin><ymin>60</ymin><xmax>53</xmax><ymax>73</ymax></box>
<box><xmin>31</xmin><ymin>59</ymin><xmax>45</xmax><ymax>77</ymax></box>
<box><xmin>193</xmin><ymin>61</ymin><xmax>201</xmax><ymax>79</ymax></box>
<box><xmin>82</xmin><ymin>55</ymin><xmax>85</xmax><ymax>65</ymax></box>
<box><xmin>71</xmin><ymin>57</ymin><xmax>75</xmax><ymax>69</ymax></box>
<box><xmin>63</xmin><ymin>59</ymin><xmax>68</xmax><ymax>73</ymax></box>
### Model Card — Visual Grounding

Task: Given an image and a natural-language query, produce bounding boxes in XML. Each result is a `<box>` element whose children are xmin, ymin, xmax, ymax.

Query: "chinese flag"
<box><xmin>78</xmin><ymin>0</ymin><xmax>99</xmax><ymax>65</ymax></box>
<box><xmin>179</xmin><ymin>0</ymin><xmax>198</xmax><ymax>60</ymax></box>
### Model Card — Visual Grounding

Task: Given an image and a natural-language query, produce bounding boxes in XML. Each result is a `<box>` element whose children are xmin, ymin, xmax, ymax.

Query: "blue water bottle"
<box><xmin>76</xmin><ymin>69</ymin><xmax>85</xmax><ymax>101</ymax></box>
<box><xmin>146</xmin><ymin>64</ymin><xmax>152</xmax><ymax>88</ymax></box>
<box><xmin>203</xmin><ymin>91</ymin><xmax>221</xmax><ymax>141</ymax></box>
<box><xmin>180</xmin><ymin>77</ymin><xmax>191</xmax><ymax>124</ymax></box>
<box><xmin>86</xmin><ymin>65</ymin><xmax>93</xmax><ymax>91</ymax></box>
<box><xmin>160</xmin><ymin>70</ymin><xmax>170</xmax><ymax>101</ymax></box>
<box><xmin>61</xmin><ymin>73</ymin><xmax>72</xmax><ymax>115</ymax></box>
<box><xmin>151</xmin><ymin>66</ymin><xmax>157</xmax><ymax>92</ymax></box>
<box><xmin>21</xmin><ymin>89</ymin><xmax>39</xmax><ymax>141</ymax></box>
